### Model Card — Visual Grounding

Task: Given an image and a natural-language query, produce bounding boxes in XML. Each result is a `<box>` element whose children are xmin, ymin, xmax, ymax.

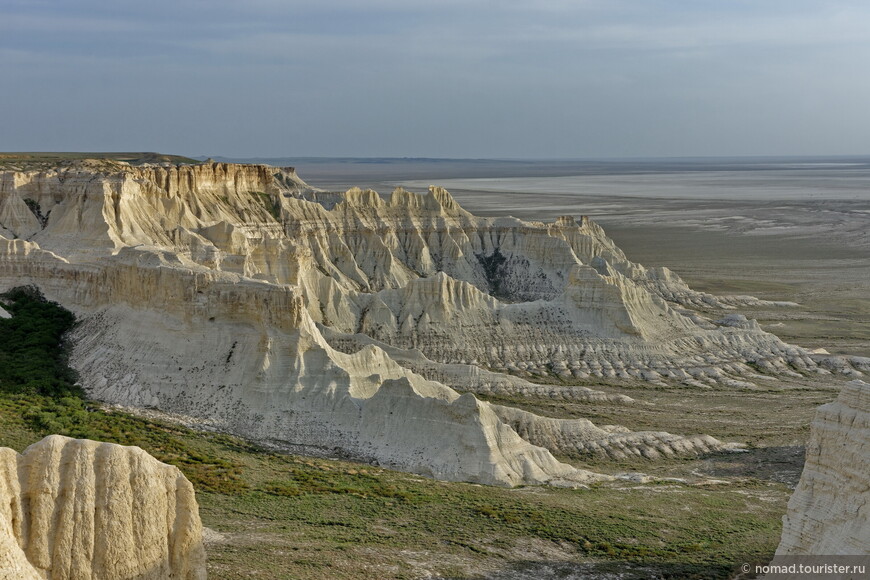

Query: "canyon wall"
<box><xmin>0</xmin><ymin>161</ymin><xmax>854</xmax><ymax>486</ymax></box>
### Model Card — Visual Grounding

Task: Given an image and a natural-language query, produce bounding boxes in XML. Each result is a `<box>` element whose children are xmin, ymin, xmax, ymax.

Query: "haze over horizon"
<box><xmin>3</xmin><ymin>1</ymin><xmax>869</xmax><ymax>159</ymax></box>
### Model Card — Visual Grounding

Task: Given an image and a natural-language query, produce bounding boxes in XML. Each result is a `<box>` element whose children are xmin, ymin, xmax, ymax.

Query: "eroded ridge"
<box><xmin>1</xmin><ymin>160</ymin><xmax>855</xmax><ymax>485</ymax></box>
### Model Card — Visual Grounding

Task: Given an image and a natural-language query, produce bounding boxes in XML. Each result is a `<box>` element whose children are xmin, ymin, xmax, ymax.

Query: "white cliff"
<box><xmin>0</xmin><ymin>160</ymin><xmax>836</xmax><ymax>486</ymax></box>
<box><xmin>0</xmin><ymin>435</ymin><xmax>206</xmax><ymax>580</ymax></box>
<box><xmin>776</xmin><ymin>380</ymin><xmax>870</xmax><ymax>556</ymax></box>
<box><xmin>0</xmin><ymin>161</ymin><xmax>832</xmax><ymax>387</ymax></box>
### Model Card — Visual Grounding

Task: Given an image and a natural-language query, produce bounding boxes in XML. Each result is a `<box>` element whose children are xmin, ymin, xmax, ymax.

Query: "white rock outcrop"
<box><xmin>0</xmin><ymin>162</ymin><xmax>828</xmax><ymax>388</ymax></box>
<box><xmin>776</xmin><ymin>380</ymin><xmax>870</xmax><ymax>555</ymax></box>
<box><xmin>0</xmin><ymin>435</ymin><xmax>206</xmax><ymax>579</ymax></box>
<box><xmin>0</xmin><ymin>160</ymin><xmax>824</xmax><ymax>485</ymax></box>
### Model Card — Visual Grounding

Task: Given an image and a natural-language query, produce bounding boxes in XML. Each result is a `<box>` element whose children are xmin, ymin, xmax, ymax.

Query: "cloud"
<box><xmin>1</xmin><ymin>1</ymin><xmax>869</xmax><ymax>157</ymax></box>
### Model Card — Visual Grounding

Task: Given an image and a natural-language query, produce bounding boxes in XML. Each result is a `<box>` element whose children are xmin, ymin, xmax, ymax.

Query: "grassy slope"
<box><xmin>0</xmin><ymin>395</ymin><xmax>785</xmax><ymax>579</ymax></box>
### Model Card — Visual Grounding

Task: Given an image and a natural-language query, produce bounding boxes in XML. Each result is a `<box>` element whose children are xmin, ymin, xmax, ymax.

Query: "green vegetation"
<box><xmin>2</xmin><ymin>395</ymin><xmax>247</xmax><ymax>494</ymax></box>
<box><xmin>0</xmin><ymin>286</ymin><xmax>245</xmax><ymax>492</ymax></box>
<box><xmin>0</xmin><ymin>286</ymin><xmax>80</xmax><ymax>397</ymax></box>
<box><xmin>250</xmin><ymin>190</ymin><xmax>282</xmax><ymax>220</ymax></box>
<box><xmin>0</xmin><ymin>286</ymin><xmax>785</xmax><ymax>579</ymax></box>
<box><xmin>1</xmin><ymin>388</ymin><xmax>783</xmax><ymax>578</ymax></box>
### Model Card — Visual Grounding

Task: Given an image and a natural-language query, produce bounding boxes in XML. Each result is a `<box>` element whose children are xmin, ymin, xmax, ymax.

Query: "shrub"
<box><xmin>0</xmin><ymin>286</ymin><xmax>81</xmax><ymax>397</ymax></box>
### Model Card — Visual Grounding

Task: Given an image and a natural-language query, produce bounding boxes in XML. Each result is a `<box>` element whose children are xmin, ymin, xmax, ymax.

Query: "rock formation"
<box><xmin>776</xmin><ymin>380</ymin><xmax>870</xmax><ymax>556</ymax></box>
<box><xmin>0</xmin><ymin>435</ymin><xmax>206</xmax><ymax>579</ymax></box>
<box><xmin>0</xmin><ymin>160</ymin><xmax>847</xmax><ymax>486</ymax></box>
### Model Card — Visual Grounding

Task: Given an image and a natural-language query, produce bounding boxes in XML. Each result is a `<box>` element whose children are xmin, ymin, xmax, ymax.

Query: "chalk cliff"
<box><xmin>776</xmin><ymin>380</ymin><xmax>870</xmax><ymax>556</ymax></box>
<box><xmin>0</xmin><ymin>160</ymin><xmax>841</xmax><ymax>485</ymax></box>
<box><xmin>0</xmin><ymin>435</ymin><xmax>206</xmax><ymax>579</ymax></box>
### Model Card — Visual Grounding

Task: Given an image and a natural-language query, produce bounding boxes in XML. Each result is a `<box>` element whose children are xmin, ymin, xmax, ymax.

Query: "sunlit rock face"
<box><xmin>776</xmin><ymin>380</ymin><xmax>870</xmax><ymax>556</ymax></box>
<box><xmin>0</xmin><ymin>160</ymin><xmax>835</xmax><ymax>486</ymax></box>
<box><xmin>0</xmin><ymin>435</ymin><xmax>206</xmax><ymax>580</ymax></box>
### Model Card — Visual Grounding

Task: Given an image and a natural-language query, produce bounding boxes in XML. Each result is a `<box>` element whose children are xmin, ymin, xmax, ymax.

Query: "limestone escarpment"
<box><xmin>0</xmin><ymin>161</ymin><xmax>303</xmax><ymax>262</ymax></box>
<box><xmin>68</xmin><ymin>283</ymin><xmax>607</xmax><ymax>487</ymax></box>
<box><xmin>0</xmin><ymin>160</ymin><xmax>840</xmax><ymax>486</ymax></box>
<box><xmin>0</xmin><ymin>161</ymin><xmax>830</xmax><ymax>389</ymax></box>
<box><xmin>0</xmin><ymin>435</ymin><xmax>206</xmax><ymax>580</ymax></box>
<box><xmin>278</xmin><ymin>188</ymin><xmax>828</xmax><ymax>386</ymax></box>
<box><xmin>776</xmin><ymin>380</ymin><xmax>870</xmax><ymax>556</ymax></box>
<box><xmin>0</xmin><ymin>236</ymin><xmax>622</xmax><ymax>486</ymax></box>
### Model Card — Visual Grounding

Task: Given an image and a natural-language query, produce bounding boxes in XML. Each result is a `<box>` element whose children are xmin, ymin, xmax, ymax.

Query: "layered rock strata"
<box><xmin>0</xmin><ymin>162</ymin><xmax>842</xmax><ymax>388</ymax></box>
<box><xmin>0</xmin><ymin>435</ymin><xmax>206</xmax><ymax>579</ymax></box>
<box><xmin>0</xmin><ymin>160</ymin><xmax>836</xmax><ymax>485</ymax></box>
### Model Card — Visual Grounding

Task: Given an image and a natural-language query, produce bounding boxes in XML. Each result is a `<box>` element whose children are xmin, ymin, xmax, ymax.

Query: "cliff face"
<box><xmin>0</xmin><ymin>162</ymin><xmax>300</xmax><ymax>262</ymax></box>
<box><xmin>776</xmin><ymin>380</ymin><xmax>870</xmax><ymax>556</ymax></box>
<box><xmin>0</xmin><ymin>162</ymin><xmax>823</xmax><ymax>384</ymax></box>
<box><xmin>282</xmin><ymin>188</ymin><xmax>827</xmax><ymax>386</ymax></box>
<box><xmin>0</xmin><ymin>435</ymin><xmax>206</xmax><ymax>580</ymax></box>
<box><xmin>0</xmin><ymin>161</ymin><xmax>845</xmax><ymax>486</ymax></box>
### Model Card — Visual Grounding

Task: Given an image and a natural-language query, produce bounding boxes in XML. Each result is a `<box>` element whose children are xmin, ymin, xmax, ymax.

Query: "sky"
<box><xmin>2</xmin><ymin>0</ymin><xmax>870</xmax><ymax>159</ymax></box>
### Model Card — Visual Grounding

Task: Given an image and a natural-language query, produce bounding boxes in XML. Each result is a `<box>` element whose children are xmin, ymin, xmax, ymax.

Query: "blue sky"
<box><xmin>2</xmin><ymin>1</ymin><xmax>869</xmax><ymax>158</ymax></box>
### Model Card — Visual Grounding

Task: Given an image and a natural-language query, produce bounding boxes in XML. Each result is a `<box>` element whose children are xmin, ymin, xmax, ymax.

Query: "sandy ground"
<box><xmin>602</xmin><ymin>222</ymin><xmax>869</xmax><ymax>357</ymax></box>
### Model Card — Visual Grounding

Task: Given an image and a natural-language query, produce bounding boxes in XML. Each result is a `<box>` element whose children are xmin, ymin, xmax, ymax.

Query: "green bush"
<box><xmin>0</xmin><ymin>286</ymin><xmax>81</xmax><ymax>397</ymax></box>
